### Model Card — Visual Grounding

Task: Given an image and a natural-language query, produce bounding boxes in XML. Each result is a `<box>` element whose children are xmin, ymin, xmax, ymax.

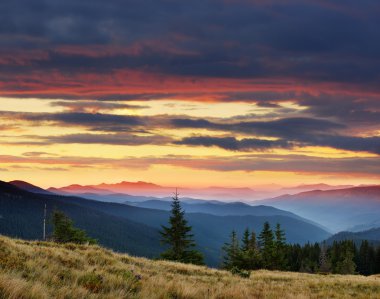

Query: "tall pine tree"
<box><xmin>160</xmin><ymin>190</ymin><xmax>204</xmax><ymax>265</ymax></box>
<box><xmin>258</xmin><ymin>221</ymin><xmax>275</xmax><ymax>269</ymax></box>
<box><xmin>375</xmin><ymin>246</ymin><xmax>380</xmax><ymax>274</ymax></box>
<box><xmin>274</xmin><ymin>223</ymin><xmax>287</xmax><ymax>270</ymax></box>
<box><xmin>240</xmin><ymin>228</ymin><xmax>262</xmax><ymax>270</ymax></box>
<box><xmin>319</xmin><ymin>242</ymin><xmax>331</xmax><ymax>273</ymax></box>
<box><xmin>358</xmin><ymin>240</ymin><xmax>376</xmax><ymax>275</ymax></box>
<box><xmin>222</xmin><ymin>230</ymin><xmax>240</xmax><ymax>269</ymax></box>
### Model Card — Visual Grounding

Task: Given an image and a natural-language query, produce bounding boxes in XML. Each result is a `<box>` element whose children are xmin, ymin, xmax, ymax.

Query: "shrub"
<box><xmin>230</xmin><ymin>266</ymin><xmax>251</xmax><ymax>278</ymax></box>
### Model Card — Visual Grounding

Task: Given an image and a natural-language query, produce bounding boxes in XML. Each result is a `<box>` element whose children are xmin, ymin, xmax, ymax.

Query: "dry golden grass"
<box><xmin>1</xmin><ymin>235</ymin><xmax>380</xmax><ymax>299</ymax></box>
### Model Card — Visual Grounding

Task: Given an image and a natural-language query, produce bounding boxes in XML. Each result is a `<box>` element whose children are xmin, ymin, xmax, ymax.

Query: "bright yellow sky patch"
<box><xmin>0</xmin><ymin>97</ymin><xmax>379</xmax><ymax>189</ymax></box>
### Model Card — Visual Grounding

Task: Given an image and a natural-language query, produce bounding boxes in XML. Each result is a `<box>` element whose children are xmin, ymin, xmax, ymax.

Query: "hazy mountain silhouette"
<box><xmin>260</xmin><ymin>186</ymin><xmax>380</xmax><ymax>232</ymax></box>
<box><xmin>280</xmin><ymin>183</ymin><xmax>354</xmax><ymax>194</ymax></box>
<box><xmin>9</xmin><ymin>180</ymin><xmax>52</xmax><ymax>195</ymax></box>
<box><xmin>1</xmin><ymin>180</ymin><xmax>331</xmax><ymax>266</ymax></box>
<box><xmin>49</xmin><ymin>181</ymin><xmax>362</xmax><ymax>200</ymax></box>
<box><xmin>325</xmin><ymin>227</ymin><xmax>380</xmax><ymax>246</ymax></box>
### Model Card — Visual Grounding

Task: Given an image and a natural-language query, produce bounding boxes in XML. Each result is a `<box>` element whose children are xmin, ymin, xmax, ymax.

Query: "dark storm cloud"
<box><xmin>0</xmin><ymin>110</ymin><xmax>150</xmax><ymax>133</ymax></box>
<box><xmin>298</xmin><ymin>94</ymin><xmax>380</xmax><ymax>126</ymax></box>
<box><xmin>175</xmin><ymin>136</ymin><xmax>292</xmax><ymax>151</ymax></box>
<box><xmin>174</xmin><ymin>133</ymin><xmax>380</xmax><ymax>154</ymax></box>
<box><xmin>217</xmin><ymin>91</ymin><xmax>380</xmax><ymax>128</ymax></box>
<box><xmin>310</xmin><ymin>135</ymin><xmax>380</xmax><ymax>155</ymax></box>
<box><xmin>1</xmin><ymin>0</ymin><xmax>380</xmax><ymax>84</ymax></box>
<box><xmin>20</xmin><ymin>112</ymin><xmax>142</xmax><ymax>127</ymax></box>
<box><xmin>171</xmin><ymin>117</ymin><xmax>345</xmax><ymax>138</ymax></box>
<box><xmin>2</xmin><ymin>108</ymin><xmax>379</xmax><ymax>155</ymax></box>
<box><xmin>143</xmin><ymin>154</ymin><xmax>380</xmax><ymax>175</ymax></box>
<box><xmin>2</xmin><ymin>152</ymin><xmax>380</xmax><ymax>175</ymax></box>
<box><xmin>171</xmin><ymin>117</ymin><xmax>380</xmax><ymax>154</ymax></box>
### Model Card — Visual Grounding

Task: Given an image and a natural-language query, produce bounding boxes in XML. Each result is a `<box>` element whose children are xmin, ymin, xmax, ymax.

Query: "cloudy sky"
<box><xmin>1</xmin><ymin>0</ymin><xmax>379</xmax><ymax>188</ymax></box>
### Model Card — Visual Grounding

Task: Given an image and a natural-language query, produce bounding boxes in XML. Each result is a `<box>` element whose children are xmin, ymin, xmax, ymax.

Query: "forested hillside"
<box><xmin>0</xmin><ymin>180</ymin><xmax>330</xmax><ymax>266</ymax></box>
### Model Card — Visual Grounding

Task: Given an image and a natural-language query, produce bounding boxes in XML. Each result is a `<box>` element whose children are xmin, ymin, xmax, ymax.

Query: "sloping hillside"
<box><xmin>0</xmin><ymin>181</ymin><xmax>162</xmax><ymax>258</ymax></box>
<box><xmin>1</xmin><ymin>235</ymin><xmax>379</xmax><ymax>299</ymax></box>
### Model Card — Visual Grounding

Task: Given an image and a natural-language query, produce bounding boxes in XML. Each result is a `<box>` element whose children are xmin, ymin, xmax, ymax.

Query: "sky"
<box><xmin>0</xmin><ymin>0</ymin><xmax>379</xmax><ymax>189</ymax></box>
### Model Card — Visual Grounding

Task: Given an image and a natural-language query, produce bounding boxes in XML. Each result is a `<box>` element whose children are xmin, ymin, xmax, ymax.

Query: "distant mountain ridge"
<box><xmin>48</xmin><ymin>184</ymin><xmax>113</xmax><ymax>195</ymax></box>
<box><xmin>280</xmin><ymin>183</ymin><xmax>354</xmax><ymax>194</ymax></box>
<box><xmin>10</xmin><ymin>179</ymin><xmax>328</xmax><ymax>231</ymax></box>
<box><xmin>260</xmin><ymin>185</ymin><xmax>380</xmax><ymax>232</ymax></box>
<box><xmin>9</xmin><ymin>180</ymin><xmax>52</xmax><ymax>195</ymax></box>
<box><xmin>12</xmin><ymin>180</ymin><xmax>380</xmax><ymax>234</ymax></box>
<box><xmin>48</xmin><ymin>180</ymin><xmax>361</xmax><ymax>200</ymax></box>
<box><xmin>325</xmin><ymin>227</ymin><xmax>380</xmax><ymax>246</ymax></box>
<box><xmin>1</xmin><ymin>180</ymin><xmax>331</xmax><ymax>266</ymax></box>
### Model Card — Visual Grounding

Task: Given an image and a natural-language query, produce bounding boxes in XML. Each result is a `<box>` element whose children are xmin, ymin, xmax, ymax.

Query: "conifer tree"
<box><xmin>249</xmin><ymin>231</ymin><xmax>258</xmax><ymax>252</ymax></box>
<box><xmin>375</xmin><ymin>246</ymin><xmax>380</xmax><ymax>274</ymax></box>
<box><xmin>358</xmin><ymin>240</ymin><xmax>376</xmax><ymax>275</ymax></box>
<box><xmin>160</xmin><ymin>191</ymin><xmax>204</xmax><ymax>265</ymax></box>
<box><xmin>274</xmin><ymin>223</ymin><xmax>287</xmax><ymax>270</ymax></box>
<box><xmin>258</xmin><ymin>221</ymin><xmax>275</xmax><ymax>269</ymax></box>
<box><xmin>241</xmin><ymin>228</ymin><xmax>251</xmax><ymax>252</ymax></box>
<box><xmin>334</xmin><ymin>241</ymin><xmax>356</xmax><ymax>275</ymax></box>
<box><xmin>222</xmin><ymin>230</ymin><xmax>240</xmax><ymax>269</ymax></box>
<box><xmin>319</xmin><ymin>242</ymin><xmax>331</xmax><ymax>273</ymax></box>
<box><xmin>240</xmin><ymin>228</ymin><xmax>262</xmax><ymax>270</ymax></box>
<box><xmin>51</xmin><ymin>210</ymin><xmax>96</xmax><ymax>244</ymax></box>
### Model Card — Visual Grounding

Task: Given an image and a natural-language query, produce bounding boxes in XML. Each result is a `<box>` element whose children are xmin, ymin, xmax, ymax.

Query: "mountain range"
<box><xmin>260</xmin><ymin>186</ymin><xmax>380</xmax><ymax>232</ymax></box>
<box><xmin>47</xmin><ymin>181</ymin><xmax>357</xmax><ymax>201</ymax></box>
<box><xmin>48</xmin><ymin>180</ymin><xmax>380</xmax><ymax>233</ymax></box>
<box><xmin>325</xmin><ymin>228</ymin><xmax>380</xmax><ymax>246</ymax></box>
<box><xmin>1</xmin><ymin>180</ymin><xmax>331</xmax><ymax>266</ymax></box>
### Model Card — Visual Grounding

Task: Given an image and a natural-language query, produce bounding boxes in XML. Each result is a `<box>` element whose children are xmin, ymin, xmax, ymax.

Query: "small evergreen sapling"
<box><xmin>51</xmin><ymin>210</ymin><xmax>97</xmax><ymax>245</ymax></box>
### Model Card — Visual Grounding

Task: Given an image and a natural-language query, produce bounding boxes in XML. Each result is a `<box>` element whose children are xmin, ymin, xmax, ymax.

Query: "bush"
<box><xmin>230</xmin><ymin>266</ymin><xmax>250</xmax><ymax>278</ymax></box>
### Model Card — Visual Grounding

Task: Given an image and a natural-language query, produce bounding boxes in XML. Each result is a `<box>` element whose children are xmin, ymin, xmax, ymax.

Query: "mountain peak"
<box><xmin>8</xmin><ymin>180</ymin><xmax>51</xmax><ymax>195</ymax></box>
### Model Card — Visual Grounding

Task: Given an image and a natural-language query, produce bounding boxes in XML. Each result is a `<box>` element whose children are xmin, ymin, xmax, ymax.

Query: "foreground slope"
<box><xmin>1</xmin><ymin>235</ymin><xmax>380</xmax><ymax>299</ymax></box>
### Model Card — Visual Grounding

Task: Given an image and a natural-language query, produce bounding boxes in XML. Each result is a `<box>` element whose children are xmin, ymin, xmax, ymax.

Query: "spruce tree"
<box><xmin>222</xmin><ymin>230</ymin><xmax>240</xmax><ymax>269</ymax></box>
<box><xmin>358</xmin><ymin>240</ymin><xmax>376</xmax><ymax>275</ymax></box>
<box><xmin>258</xmin><ymin>221</ymin><xmax>275</xmax><ymax>269</ymax></box>
<box><xmin>375</xmin><ymin>246</ymin><xmax>380</xmax><ymax>274</ymax></box>
<box><xmin>319</xmin><ymin>242</ymin><xmax>331</xmax><ymax>273</ymax></box>
<box><xmin>240</xmin><ymin>228</ymin><xmax>262</xmax><ymax>270</ymax></box>
<box><xmin>241</xmin><ymin>228</ymin><xmax>251</xmax><ymax>252</ymax></box>
<box><xmin>160</xmin><ymin>191</ymin><xmax>204</xmax><ymax>265</ymax></box>
<box><xmin>334</xmin><ymin>241</ymin><xmax>356</xmax><ymax>275</ymax></box>
<box><xmin>51</xmin><ymin>210</ymin><xmax>96</xmax><ymax>244</ymax></box>
<box><xmin>274</xmin><ymin>223</ymin><xmax>287</xmax><ymax>270</ymax></box>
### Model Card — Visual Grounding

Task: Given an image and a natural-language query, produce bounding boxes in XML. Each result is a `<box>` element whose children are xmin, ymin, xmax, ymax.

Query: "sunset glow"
<box><xmin>1</xmin><ymin>1</ymin><xmax>379</xmax><ymax>191</ymax></box>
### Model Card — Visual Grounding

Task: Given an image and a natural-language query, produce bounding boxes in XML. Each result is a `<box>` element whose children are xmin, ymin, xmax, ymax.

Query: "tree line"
<box><xmin>49</xmin><ymin>193</ymin><xmax>380</xmax><ymax>276</ymax></box>
<box><xmin>222</xmin><ymin>222</ymin><xmax>380</xmax><ymax>276</ymax></box>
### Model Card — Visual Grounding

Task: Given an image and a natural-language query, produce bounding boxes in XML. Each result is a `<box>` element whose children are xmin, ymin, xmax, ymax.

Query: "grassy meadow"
<box><xmin>1</xmin><ymin>235</ymin><xmax>380</xmax><ymax>299</ymax></box>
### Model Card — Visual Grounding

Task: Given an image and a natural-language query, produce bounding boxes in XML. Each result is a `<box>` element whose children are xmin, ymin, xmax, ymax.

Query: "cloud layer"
<box><xmin>1</xmin><ymin>0</ymin><xmax>379</xmax><ymax>185</ymax></box>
